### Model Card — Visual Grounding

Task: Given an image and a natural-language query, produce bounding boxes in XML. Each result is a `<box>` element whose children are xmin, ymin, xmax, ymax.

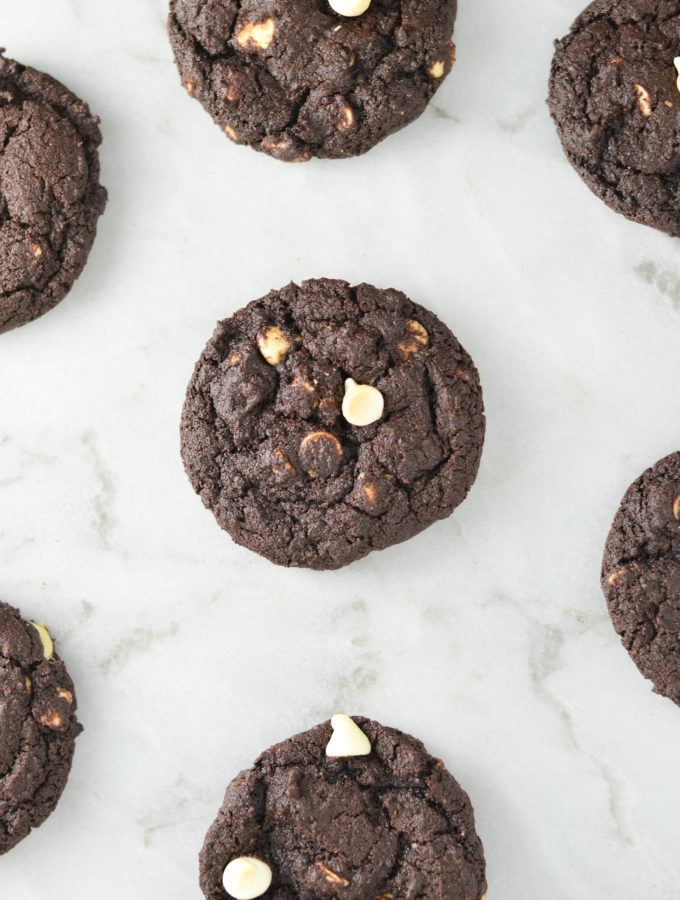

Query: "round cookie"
<box><xmin>548</xmin><ymin>0</ymin><xmax>680</xmax><ymax>237</ymax></box>
<box><xmin>0</xmin><ymin>601</ymin><xmax>82</xmax><ymax>853</ymax></box>
<box><xmin>168</xmin><ymin>0</ymin><xmax>457</xmax><ymax>161</ymax></box>
<box><xmin>180</xmin><ymin>279</ymin><xmax>485</xmax><ymax>570</ymax></box>
<box><xmin>601</xmin><ymin>451</ymin><xmax>680</xmax><ymax>706</ymax></box>
<box><xmin>0</xmin><ymin>53</ymin><xmax>107</xmax><ymax>333</ymax></box>
<box><xmin>199</xmin><ymin>716</ymin><xmax>487</xmax><ymax>900</ymax></box>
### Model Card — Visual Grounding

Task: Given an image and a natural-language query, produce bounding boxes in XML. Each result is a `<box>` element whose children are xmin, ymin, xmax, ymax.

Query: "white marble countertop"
<box><xmin>2</xmin><ymin>0</ymin><xmax>680</xmax><ymax>897</ymax></box>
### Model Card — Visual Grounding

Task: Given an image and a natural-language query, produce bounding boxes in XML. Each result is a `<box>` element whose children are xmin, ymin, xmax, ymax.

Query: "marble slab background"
<box><xmin>2</xmin><ymin>0</ymin><xmax>680</xmax><ymax>897</ymax></box>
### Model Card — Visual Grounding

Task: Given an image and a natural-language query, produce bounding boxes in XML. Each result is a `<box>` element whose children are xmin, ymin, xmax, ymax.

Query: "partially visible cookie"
<box><xmin>180</xmin><ymin>279</ymin><xmax>485</xmax><ymax>570</ymax></box>
<box><xmin>199</xmin><ymin>715</ymin><xmax>487</xmax><ymax>899</ymax></box>
<box><xmin>601</xmin><ymin>451</ymin><xmax>680</xmax><ymax>706</ymax></box>
<box><xmin>168</xmin><ymin>0</ymin><xmax>458</xmax><ymax>161</ymax></box>
<box><xmin>0</xmin><ymin>601</ymin><xmax>82</xmax><ymax>854</ymax></box>
<box><xmin>548</xmin><ymin>0</ymin><xmax>680</xmax><ymax>237</ymax></box>
<box><xmin>0</xmin><ymin>53</ymin><xmax>107</xmax><ymax>333</ymax></box>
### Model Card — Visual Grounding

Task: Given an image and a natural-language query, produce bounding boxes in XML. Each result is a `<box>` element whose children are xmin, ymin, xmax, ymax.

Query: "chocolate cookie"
<box><xmin>168</xmin><ymin>0</ymin><xmax>457</xmax><ymax>161</ymax></box>
<box><xmin>602</xmin><ymin>452</ymin><xmax>680</xmax><ymax>706</ymax></box>
<box><xmin>548</xmin><ymin>0</ymin><xmax>680</xmax><ymax>237</ymax></box>
<box><xmin>199</xmin><ymin>715</ymin><xmax>487</xmax><ymax>900</ymax></box>
<box><xmin>180</xmin><ymin>279</ymin><xmax>485</xmax><ymax>570</ymax></box>
<box><xmin>0</xmin><ymin>53</ymin><xmax>107</xmax><ymax>333</ymax></box>
<box><xmin>0</xmin><ymin>601</ymin><xmax>82</xmax><ymax>854</ymax></box>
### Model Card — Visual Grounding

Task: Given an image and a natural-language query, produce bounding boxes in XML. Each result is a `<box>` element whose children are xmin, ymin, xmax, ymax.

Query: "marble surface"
<box><xmin>2</xmin><ymin>0</ymin><xmax>680</xmax><ymax>897</ymax></box>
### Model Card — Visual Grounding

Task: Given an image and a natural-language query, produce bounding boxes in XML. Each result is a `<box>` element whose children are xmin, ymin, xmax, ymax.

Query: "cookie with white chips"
<box><xmin>0</xmin><ymin>601</ymin><xmax>82</xmax><ymax>853</ymax></box>
<box><xmin>199</xmin><ymin>716</ymin><xmax>487</xmax><ymax>899</ymax></box>
<box><xmin>180</xmin><ymin>279</ymin><xmax>485</xmax><ymax>570</ymax></box>
<box><xmin>168</xmin><ymin>0</ymin><xmax>458</xmax><ymax>160</ymax></box>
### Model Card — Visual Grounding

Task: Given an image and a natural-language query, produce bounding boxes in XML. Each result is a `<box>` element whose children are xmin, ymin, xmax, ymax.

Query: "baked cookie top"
<box><xmin>602</xmin><ymin>451</ymin><xmax>680</xmax><ymax>706</ymax></box>
<box><xmin>180</xmin><ymin>279</ymin><xmax>485</xmax><ymax>570</ymax></box>
<box><xmin>199</xmin><ymin>716</ymin><xmax>487</xmax><ymax>900</ymax></box>
<box><xmin>0</xmin><ymin>601</ymin><xmax>82</xmax><ymax>854</ymax></box>
<box><xmin>548</xmin><ymin>0</ymin><xmax>680</xmax><ymax>236</ymax></box>
<box><xmin>168</xmin><ymin>0</ymin><xmax>457</xmax><ymax>161</ymax></box>
<box><xmin>0</xmin><ymin>53</ymin><xmax>106</xmax><ymax>333</ymax></box>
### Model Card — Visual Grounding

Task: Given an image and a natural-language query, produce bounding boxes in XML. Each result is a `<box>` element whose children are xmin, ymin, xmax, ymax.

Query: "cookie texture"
<box><xmin>602</xmin><ymin>451</ymin><xmax>680</xmax><ymax>706</ymax></box>
<box><xmin>180</xmin><ymin>279</ymin><xmax>485</xmax><ymax>570</ymax></box>
<box><xmin>0</xmin><ymin>601</ymin><xmax>82</xmax><ymax>854</ymax></box>
<box><xmin>548</xmin><ymin>0</ymin><xmax>680</xmax><ymax>236</ymax></box>
<box><xmin>168</xmin><ymin>0</ymin><xmax>457</xmax><ymax>161</ymax></box>
<box><xmin>0</xmin><ymin>53</ymin><xmax>107</xmax><ymax>333</ymax></box>
<box><xmin>199</xmin><ymin>716</ymin><xmax>487</xmax><ymax>899</ymax></box>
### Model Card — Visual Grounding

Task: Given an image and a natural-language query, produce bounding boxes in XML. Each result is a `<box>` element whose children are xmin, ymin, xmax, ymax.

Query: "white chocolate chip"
<box><xmin>299</xmin><ymin>431</ymin><xmax>344</xmax><ymax>478</ymax></box>
<box><xmin>675</xmin><ymin>58</ymin><xmax>680</xmax><ymax>94</ymax></box>
<box><xmin>237</xmin><ymin>18</ymin><xmax>275</xmax><ymax>50</ymax></box>
<box><xmin>292</xmin><ymin>376</ymin><xmax>315</xmax><ymax>394</ymax></box>
<box><xmin>359</xmin><ymin>475</ymin><xmax>378</xmax><ymax>505</ymax></box>
<box><xmin>30</xmin><ymin>622</ymin><xmax>54</xmax><ymax>660</ymax></box>
<box><xmin>396</xmin><ymin>319</ymin><xmax>429</xmax><ymax>359</ymax></box>
<box><xmin>39</xmin><ymin>710</ymin><xmax>63</xmax><ymax>729</ymax></box>
<box><xmin>342</xmin><ymin>379</ymin><xmax>384</xmax><ymax>427</ymax></box>
<box><xmin>634</xmin><ymin>83</ymin><xmax>652</xmax><ymax>117</ymax></box>
<box><xmin>329</xmin><ymin>0</ymin><xmax>371</xmax><ymax>16</ymax></box>
<box><xmin>430</xmin><ymin>42</ymin><xmax>455</xmax><ymax>79</ymax></box>
<box><xmin>257</xmin><ymin>325</ymin><xmax>291</xmax><ymax>366</ymax></box>
<box><xmin>606</xmin><ymin>568</ymin><xmax>625</xmax><ymax>587</ymax></box>
<box><xmin>260</xmin><ymin>135</ymin><xmax>311</xmax><ymax>162</ymax></box>
<box><xmin>262</xmin><ymin>138</ymin><xmax>288</xmax><ymax>152</ymax></box>
<box><xmin>272</xmin><ymin>448</ymin><xmax>297</xmax><ymax>478</ymax></box>
<box><xmin>672</xmin><ymin>494</ymin><xmax>680</xmax><ymax>521</ymax></box>
<box><xmin>223</xmin><ymin>857</ymin><xmax>273</xmax><ymax>900</ymax></box>
<box><xmin>325</xmin><ymin>714</ymin><xmax>371</xmax><ymax>757</ymax></box>
<box><xmin>338</xmin><ymin>106</ymin><xmax>355</xmax><ymax>132</ymax></box>
<box><xmin>317</xmin><ymin>863</ymin><xmax>350</xmax><ymax>886</ymax></box>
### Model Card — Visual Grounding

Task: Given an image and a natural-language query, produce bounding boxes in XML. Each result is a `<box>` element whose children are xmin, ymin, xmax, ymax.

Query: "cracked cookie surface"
<box><xmin>0</xmin><ymin>601</ymin><xmax>82</xmax><ymax>854</ymax></box>
<box><xmin>180</xmin><ymin>279</ymin><xmax>485</xmax><ymax>570</ymax></box>
<box><xmin>199</xmin><ymin>716</ymin><xmax>487</xmax><ymax>899</ymax></box>
<box><xmin>602</xmin><ymin>451</ymin><xmax>680</xmax><ymax>706</ymax></box>
<box><xmin>0</xmin><ymin>53</ymin><xmax>107</xmax><ymax>333</ymax></box>
<box><xmin>548</xmin><ymin>0</ymin><xmax>680</xmax><ymax>236</ymax></box>
<box><xmin>168</xmin><ymin>0</ymin><xmax>457</xmax><ymax>161</ymax></box>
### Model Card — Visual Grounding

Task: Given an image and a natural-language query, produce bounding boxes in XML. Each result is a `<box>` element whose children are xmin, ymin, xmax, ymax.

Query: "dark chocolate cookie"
<box><xmin>199</xmin><ymin>715</ymin><xmax>487</xmax><ymax>900</ymax></box>
<box><xmin>0</xmin><ymin>53</ymin><xmax>107</xmax><ymax>333</ymax></box>
<box><xmin>168</xmin><ymin>0</ymin><xmax>457</xmax><ymax>161</ymax></box>
<box><xmin>602</xmin><ymin>451</ymin><xmax>680</xmax><ymax>706</ymax></box>
<box><xmin>548</xmin><ymin>0</ymin><xmax>680</xmax><ymax>237</ymax></box>
<box><xmin>0</xmin><ymin>601</ymin><xmax>82</xmax><ymax>854</ymax></box>
<box><xmin>180</xmin><ymin>279</ymin><xmax>485</xmax><ymax>570</ymax></box>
